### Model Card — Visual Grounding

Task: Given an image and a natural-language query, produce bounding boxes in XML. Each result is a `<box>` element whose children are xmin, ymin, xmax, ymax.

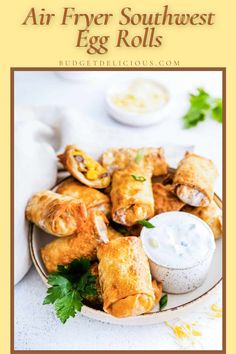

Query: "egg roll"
<box><xmin>110</xmin><ymin>164</ymin><xmax>154</xmax><ymax>226</ymax></box>
<box><xmin>173</xmin><ymin>152</ymin><xmax>218</xmax><ymax>207</ymax></box>
<box><xmin>41</xmin><ymin>211</ymin><xmax>109</xmax><ymax>273</ymax></box>
<box><xmin>25</xmin><ymin>191</ymin><xmax>87</xmax><ymax>237</ymax></box>
<box><xmin>152</xmin><ymin>183</ymin><xmax>185</xmax><ymax>215</ymax></box>
<box><xmin>56</xmin><ymin>177</ymin><xmax>111</xmax><ymax>216</ymax></box>
<box><xmin>58</xmin><ymin>145</ymin><xmax>110</xmax><ymax>189</ymax></box>
<box><xmin>97</xmin><ymin>237</ymin><xmax>155</xmax><ymax>317</ymax></box>
<box><xmin>152</xmin><ymin>280</ymin><xmax>163</xmax><ymax>304</ymax></box>
<box><xmin>107</xmin><ymin>226</ymin><xmax>124</xmax><ymax>240</ymax></box>
<box><xmin>183</xmin><ymin>200</ymin><xmax>222</xmax><ymax>239</ymax></box>
<box><xmin>101</xmin><ymin>147</ymin><xmax>168</xmax><ymax>176</ymax></box>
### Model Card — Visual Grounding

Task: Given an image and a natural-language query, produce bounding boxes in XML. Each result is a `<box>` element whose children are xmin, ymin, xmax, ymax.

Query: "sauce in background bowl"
<box><xmin>105</xmin><ymin>78</ymin><xmax>173</xmax><ymax>127</ymax></box>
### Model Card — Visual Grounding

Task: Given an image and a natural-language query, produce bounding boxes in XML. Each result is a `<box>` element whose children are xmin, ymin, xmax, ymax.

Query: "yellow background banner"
<box><xmin>0</xmin><ymin>0</ymin><xmax>234</xmax><ymax>353</ymax></box>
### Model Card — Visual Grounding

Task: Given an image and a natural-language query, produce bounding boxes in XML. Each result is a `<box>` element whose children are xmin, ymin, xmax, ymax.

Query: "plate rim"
<box><xmin>28</xmin><ymin>176</ymin><xmax>223</xmax><ymax>325</ymax></box>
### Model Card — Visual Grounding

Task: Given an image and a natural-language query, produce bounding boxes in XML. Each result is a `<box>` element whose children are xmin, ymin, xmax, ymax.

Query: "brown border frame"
<box><xmin>11</xmin><ymin>67</ymin><xmax>226</xmax><ymax>354</ymax></box>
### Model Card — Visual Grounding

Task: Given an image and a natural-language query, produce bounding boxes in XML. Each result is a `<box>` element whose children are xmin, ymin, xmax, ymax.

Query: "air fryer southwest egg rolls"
<box><xmin>58</xmin><ymin>145</ymin><xmax>110</xmax><ymax>189</ymax></box>
<box><xmin>173</xmin><ymin>152</ymin><xmax>218</xmax><ymax>207</ymax></box>
<box><xmin>101</xmin><ymin>147</ymin><xmax>168</xmax><ymax>176</ymax></box>
<box><xmin>56</xmin><ymin>177</ymin><xmax>111</xmax><ymax>216</ymax></box>
<box><xmin>25</xmin><ymin>190</ymin><xmax>87</xmax><ymax>237</ymax></box>
<box><xmin>152</xmin><ymin>182</ymin><xmax>185</xmax><ymax>215</ymax></box>
<box><xmin>110</xmin><ymin>164</ymin><xmax>154</xmax><ymax>226</ymax></box>
<box><xmin>41</xmin><ymin>211</ymin><xmax>109</xmax><ymax>273</ymax></box>
<box><xmin>97</xmin><ymin>237</ymin><xmax>155</xmax><ymax>318</ymax></box>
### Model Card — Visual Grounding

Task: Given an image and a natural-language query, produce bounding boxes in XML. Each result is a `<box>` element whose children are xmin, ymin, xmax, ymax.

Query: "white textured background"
<box><xmin>14</xmin><ymin>71</ymin><xmax>223</xmax><ymax>350</ymax></box>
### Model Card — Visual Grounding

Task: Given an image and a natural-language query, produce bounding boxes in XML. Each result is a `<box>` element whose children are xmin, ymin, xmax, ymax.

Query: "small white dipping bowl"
<box><xmin>105</xmin><ymin>78</ymin><xmax>173</xmax><ymax>127</ymax></box>
<box><xmin>141</xmin><ymin>212</ymin><xmax>216</xmax><ymax>294</ymax></box>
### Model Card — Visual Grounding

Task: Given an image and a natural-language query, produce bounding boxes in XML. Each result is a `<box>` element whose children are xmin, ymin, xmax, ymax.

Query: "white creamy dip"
<box><xmin>141</xmin><ymin>212</ymin><xmax>215</xmax><ymax>269</ymax></box>
<box><xmin>111</xmin><ymin>78</ymin><xmax>168</xmax><ymax>114</ymax></box>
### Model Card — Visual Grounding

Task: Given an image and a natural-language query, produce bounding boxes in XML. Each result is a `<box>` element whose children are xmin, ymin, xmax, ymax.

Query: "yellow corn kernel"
<box><xmin>86</xmin><ymin>160</ymin><xmax>95</xmax><ymax>169</ymax></box>
<box><xmin>86</xmin><ymin>170</ymin><xmax>98</xmax><ymax>180</ymax></box>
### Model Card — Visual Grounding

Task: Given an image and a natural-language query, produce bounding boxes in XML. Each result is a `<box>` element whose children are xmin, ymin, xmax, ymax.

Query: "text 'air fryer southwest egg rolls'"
<box><xmin>97</xmin><ymin>237</ymin><xmax>155</xmax><ymax>318</ymax></box>
<box><xmin>25</xmin><ymin>190</ymin><xmax>87</xmax><ymax>237</ymax></box>
<box><xmin>173</xmin><ymin>152</ymin><xmax>218</xmax><ymax>207</ymax></box>
<box><xmin>41</xmin><ymin>211</ymin><xmax>109</xmax><ymax>273</ymax></box>
<box><xmin>56</xmin><ymin>177</ymin><xmax>111</xmax><ymax>216</ymax></box>
<box><xmin>101</xmin><ymin>147</ymin><xmax>168</xmax><ymax>176</ymax></box>
<box><xmin>110</xmin><ymin>164</ymin><xmax>154</xmax><ymax>226</ymax></box>
<box><xmin>58</xmin><ymin>145</ymin><xmax>111</xmax><ymax>189</ymax></box>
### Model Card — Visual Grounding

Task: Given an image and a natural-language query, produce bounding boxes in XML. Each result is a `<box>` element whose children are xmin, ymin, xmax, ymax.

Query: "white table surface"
<box><xmin>14</xmin><ymin>70</ymin><xmax>223</xmax><ymax>350</ymax></box>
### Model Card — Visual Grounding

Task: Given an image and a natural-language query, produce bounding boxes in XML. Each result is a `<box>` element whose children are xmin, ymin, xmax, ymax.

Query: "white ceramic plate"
<box><xmin>29</xmin><ymin>180</ymin><xmax>222</xmax><ymax>326</ymax></box>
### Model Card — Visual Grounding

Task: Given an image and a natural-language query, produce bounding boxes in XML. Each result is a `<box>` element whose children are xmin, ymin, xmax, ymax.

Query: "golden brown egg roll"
<box><xmin>110</xmin><ymin>164</ymin><xmax>154</xmax><ymax>226</ymax></box>
<box><xmin>152</xmin><ymin>280</ymin><xmax>163</xmax><ymax>304</ymax></box>
<box><xmin>101</xmin><ymin>147</ymin><xmax>168</xmax><ymax>176</ymax></box>
<box><xmin>97</xmin><ymin>237</ymin><xmax>155</xmax><ymax>318</ymax></box>
<box><xmin>41</xmin><ymin>211</ymin><xmax>109</xmax><ymax>273</ymax></box>
<box><xmin>58</xmin><ymin>145</ymin><xmax>110</xmax><ymax>189</ymax></box>
<box><xmin>25</xmin><ymin>191</ymin><xmax>87</xmax><ymax>237</ymax></box>
<box><xmin>107</xmin><ymin>226</ymin><xmax>124</xmax><ymax>240</ymax></box>
<box><xmin>183</xmin><ymin>200</ymin><xmax>222</xmax><ymax>239</ymax></box>
<box><xmin>56</xmin><ymin>177</ymin><xmax>111</xmax><ymax>216</ymax></box>
<box><xmin>173</xmin><ymin>152</ymin><xmax>218</xmax><ymax>207</ymax></box>
<box><xmin>152</xmin><ymin>182</ymin><xmax>185</xmax><ymax>215</ymax></box>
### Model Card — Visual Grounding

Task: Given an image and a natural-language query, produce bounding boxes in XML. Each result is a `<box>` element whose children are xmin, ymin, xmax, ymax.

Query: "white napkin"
<box><xmin>14</xmin><ymin>106</ymin><xmax>194</xmax><ymax>284</ymax></box>
<box><xmin>14</xmin><ymin>109</ymin><xmax>58</xmax><ymax>284</ymax></box>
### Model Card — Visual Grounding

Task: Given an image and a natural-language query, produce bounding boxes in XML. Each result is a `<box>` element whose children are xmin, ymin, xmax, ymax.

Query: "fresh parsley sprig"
<box><xmin>43</xmin><ymin>259</ymin><xmax>97</xmax><ymax>323</ymax></box>
<box><xmin>183</xmin><ymin>88</ymin><xmax>222</xmax><ymax>128</ymax></box>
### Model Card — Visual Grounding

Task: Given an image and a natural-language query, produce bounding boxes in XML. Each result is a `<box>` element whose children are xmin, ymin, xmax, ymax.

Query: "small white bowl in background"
<box><xmin>105</xmin><ymin>78</ymin><xmax>174</xmax><ymax>127</ymax></box>
<box><xmin>141</xmin><ymin>211</ymin><xmax>216</xmax><ymax>294</ymax></box>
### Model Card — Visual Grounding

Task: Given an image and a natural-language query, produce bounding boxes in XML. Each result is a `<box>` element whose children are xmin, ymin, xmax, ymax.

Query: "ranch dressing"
<box><xmin>111</xmin><ymin>78</ymin><xmax>168</xmax><ymax>114</ymax></box>
<box><xmin>142</xmin><ymin>212</ymin><xmax>215</xmax><ymax>269</ymax></box>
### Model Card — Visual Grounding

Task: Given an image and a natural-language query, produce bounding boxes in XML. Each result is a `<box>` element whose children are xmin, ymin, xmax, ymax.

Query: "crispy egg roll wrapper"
<box><xmin>102</xmin><ymin>147</ymin><xmax>168</xmax><ymax>176</ymax></box>
<box><xmin>152</xmin><ymin>280</ymin><xmax>163</xmax><ymax>304</ymax></box>
<box><xmin>173</xmin><ymin>152</ymin><xmax>218</xmax><ymax>207</ymax></box>
<box><xmin>58</xmin><ymin>145</ymin><xmax>110</xmax><ymax>188</ymax></box>
<box><xmin>183</xmin><ymin>200</ymin><xmax>222</xmax><ymax>240</ymax></box>
<box><xmin>111</xmin><ymin>165</ymin><xmax>154</xmax><ymax>226</ymax></box>
<box><xmin>41</xmin><ymin>211</ymin><xmax>108</xmax><ymax>273</ymax></box>
<box><xmin>56</xmin><ymin>177</ymin><xmax>111</xmax><ymax>216</ymax></box>
<box><xmin>97</xmin><ymin>237</ymin><xmax>155</xmax><ymax>317</ymax></box>
<box><xmin>152</xmin><ymin>183</ymin><xmax>185</xmax><ymax>215</ymax></box>
<box><xmin>107</xmin><ymin>226</ymin><xmax>124</xmax><ymax>240</ymax></box>
<box><xmin>26</xmin><ymin>191</ymin><xmax>87</xmax><ymax>237</ymax></box>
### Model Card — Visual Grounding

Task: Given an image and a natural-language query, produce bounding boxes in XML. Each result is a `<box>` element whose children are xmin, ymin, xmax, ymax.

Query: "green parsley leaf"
<box><xmin>43</xmin><ymin>275</ymin><xmax>72</xmax><ymax>305</ymax></box>
<box><xmin>211</xmin><ymin>98</ymin><xmax>222</xmax><ymax>122</ymax></box>
<box><xmin>132</xmin><ymin>175</ymin><xmax>146</xmax><ymax>182</ymax></box>
<box><xmin>54</xmin><ymin>290</ymin><xmax>82</xmax><ymax>324</ymax></box>
<box><xmin>159</xmin><ymin>294</ymin><xmax>168</xmax><ymax>311</ymax></box>
<box><xmin>135</xmin><ymin>149</ymin><xmax>144</xmax><ymax>164</ymax></box>
<box><xmin>43</xmin><ymin>258</ymin><xmax>97</xmax><ymax>324</ymax></box>
<box><xmin>138</xmin><ymin>220</ymin><xmax>155</xmax><ymax>228</ymax></box>
<box><xmin>183</xmin><ymin>88</ymin><xmax>222</xmax><ymax>128</ymax></box>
